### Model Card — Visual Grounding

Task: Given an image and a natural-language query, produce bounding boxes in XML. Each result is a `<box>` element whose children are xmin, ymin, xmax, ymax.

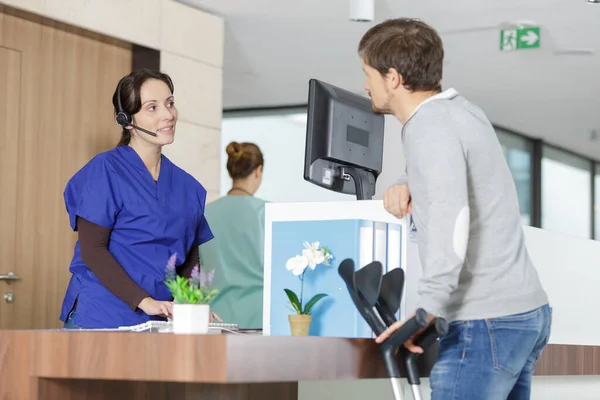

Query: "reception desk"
<box><xmin>0</xmin><ymin>329</ymin><xmax>597</xmax><ymax>400</ymax></box>
<box><xmin>0</xmin><ymin>329</ymin><xmax>436</xmax><ymax>400</ymax></box>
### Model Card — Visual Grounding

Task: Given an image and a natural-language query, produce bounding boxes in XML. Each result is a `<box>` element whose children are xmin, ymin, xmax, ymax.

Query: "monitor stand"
<box><xmin>339</xmin><ymin>166</ymin><xmax>375</xmax><ymax>200</ymax></box>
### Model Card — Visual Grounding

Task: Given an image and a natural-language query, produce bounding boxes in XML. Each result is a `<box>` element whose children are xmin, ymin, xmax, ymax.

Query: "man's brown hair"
<box><xmin>358</xmin><ymin>18</ymin><xmax>444</xmax><ymax>92</ymax></box>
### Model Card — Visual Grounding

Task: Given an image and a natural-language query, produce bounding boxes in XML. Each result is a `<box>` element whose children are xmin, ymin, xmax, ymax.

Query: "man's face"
<box><xmin>363</xmin><ymin>61</ymin><xmax>393</xmax><ymax>115</ymax></box>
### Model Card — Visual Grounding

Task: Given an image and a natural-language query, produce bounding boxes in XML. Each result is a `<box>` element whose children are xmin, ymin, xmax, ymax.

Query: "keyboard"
<box><xmin>118</xmin><ymin>320</ymin><xmax>239</xmax><ymax>333</ymax></box>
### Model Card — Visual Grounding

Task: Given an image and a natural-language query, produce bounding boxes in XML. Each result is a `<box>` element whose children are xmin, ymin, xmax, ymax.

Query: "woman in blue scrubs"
<box><xmin>60</xmin><ymin>69</ymin><xmax>214</xmax><ymax>329</ymax></box>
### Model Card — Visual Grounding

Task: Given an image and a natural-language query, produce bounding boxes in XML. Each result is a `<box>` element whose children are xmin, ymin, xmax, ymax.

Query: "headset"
<box><xmin>115</xmin><ymin>79</ymin><xmax>157</xmax><ymax>137</ymax></box>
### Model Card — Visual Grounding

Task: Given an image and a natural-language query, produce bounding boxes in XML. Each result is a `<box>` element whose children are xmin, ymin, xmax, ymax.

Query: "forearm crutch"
<box><xmin>338</xmin><ymin>259</ymin><xmax>448</xmax><ymax>400</ymax></box>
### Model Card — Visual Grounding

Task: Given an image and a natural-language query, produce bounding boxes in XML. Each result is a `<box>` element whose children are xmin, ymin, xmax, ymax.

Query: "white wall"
<box><xmin>220</xmin><ymin>113</ymin><xmax>354</xmax><ymax>202</ymax></box>
<box><xmin>541</xmin><ymin>155</ymin><xmax>592</xmax><ymax>239</ymax></box>
<box><xmin>374</xmin><ymin>115</ymin><xmax>406</xmax><ymax>199</ymax></box>
<box><xmin>596</xmin><ymin>173</ymin><xmax>600</xmax><ymax>239</ymax></box>
<box><xmin>1</xmin><ymin>0</ymin><xmax>224</xmax><ymax>200</ymax></box>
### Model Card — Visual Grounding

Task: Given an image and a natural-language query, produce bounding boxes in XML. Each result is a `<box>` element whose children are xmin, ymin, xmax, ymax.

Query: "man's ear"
<box><xmin>387</xmin><ymin>68</ymin><xmax>403</xmax><ymax>90</ymax></box>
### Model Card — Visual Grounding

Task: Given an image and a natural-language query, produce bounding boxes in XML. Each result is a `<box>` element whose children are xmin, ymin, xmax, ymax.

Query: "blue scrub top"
<box><xmin>59</xmin><ymin>145</ymin><xmax>214</xmax><ymax>329</ymax></box>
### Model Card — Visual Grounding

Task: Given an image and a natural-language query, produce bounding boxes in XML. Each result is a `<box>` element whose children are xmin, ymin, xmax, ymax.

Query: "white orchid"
<box><xmin>303</xmin><ymin>241</ymin><xmax>320</xmax><ymax>250</ymax></box>
<box><xmin>302</xmin><ymin>249</ymin><xmax>324</xmax><ymax>269</ymax></box>
<box><xmin>302</xmin><ymin>241</ymin><xmax>332</xmax><ymax>269</ymax></box>
<box><xmin>286</xmin><ymin>241</ymin><xmax>334</xmax><ymax>276</ymax></box>
<box><xmin>286</xmin><ymin>254</ymin><xmax>309</xmax><ymax>276</ymax></box>
<box><xmin>284</xmin><ymin>241</ymin><xmax>335</xmax><ymax>317</ymax></box>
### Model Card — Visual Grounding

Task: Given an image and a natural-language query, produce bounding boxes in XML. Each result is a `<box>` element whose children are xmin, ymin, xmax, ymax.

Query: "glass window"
<box><xmin>595</xmin><ymin>164</ymin><xmax>600</xmax><ymax>240</ymax></box>
<box><xmin>496</xmin><ymin>129</ymin><xmax>533</xmax><ymax>225</ymax></box>
<box><xmin>541</xmin><ymin>146</ymin><xmax>591</xmax><ymax>239</ymax></box>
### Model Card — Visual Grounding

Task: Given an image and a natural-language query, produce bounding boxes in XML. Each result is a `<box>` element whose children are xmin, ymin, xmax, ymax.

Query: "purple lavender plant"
<box><xmin>190</xmin><ymin>265</ymin><xmax>201</xmax><ymax>288</ymax></box>
<box><xmin>190</xmin><ymin>265</ymin><xmax>215</xmax><ymax>289</ymax></box>
<box><xmin>201</xmin><ymin>269</ymin><xmax>215</xmax><ymax>288</ymax></box>
<box><xmin>164</xmin><ymin>255</ymin><xmax>219</xmax><ymax>304</ymax></box>
<box><xmin>166</xmin><ymin>253</ymin><xmax>177</xmax><ymax>280</ymax></box>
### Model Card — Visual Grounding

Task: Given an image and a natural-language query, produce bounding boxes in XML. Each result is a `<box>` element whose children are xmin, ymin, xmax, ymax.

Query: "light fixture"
<box><xmin>350</xmin><ymin>0</ymin><xmax>374</xmax><ymax>22</ymax></box>
<box><xmin>588</xmin><ymin>0</ymin><xmax>600</xmax><ymax>3</ymax></box>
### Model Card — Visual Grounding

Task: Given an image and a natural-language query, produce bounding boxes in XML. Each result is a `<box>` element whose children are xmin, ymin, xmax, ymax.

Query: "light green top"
<box><xmin>200</xmin><ymin>195</ymin><xmax>267</xmax><ymax>329</ymax></box>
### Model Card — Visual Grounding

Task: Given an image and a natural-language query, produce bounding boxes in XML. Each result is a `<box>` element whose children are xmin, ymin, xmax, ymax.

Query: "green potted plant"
<box><xmin>164</xmin><ymin>253</ymin><xmax>219</xmax><ymax>334</ymax></box>
<box><xmin>284</xmin><ymin>241</ymin><xmax>333</xmax><ymax>336</ymax></box>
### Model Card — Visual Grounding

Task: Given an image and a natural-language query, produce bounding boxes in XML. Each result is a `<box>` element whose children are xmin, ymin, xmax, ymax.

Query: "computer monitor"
<box><xmin>303</xmin><ymin>79</ymin><xmax>385</xmax><ymax>200</ymax></box>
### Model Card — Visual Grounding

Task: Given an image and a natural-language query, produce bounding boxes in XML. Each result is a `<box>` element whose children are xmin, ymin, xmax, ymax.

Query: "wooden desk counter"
<box><xmin>0</xmin><ymin>330</ymin><xmax>405</xmax><ymax>400</ymax></box>
<box><xmin>2</xmin><ymin>330</ymin><xmax>597</xmax><ymax>400</ymax></box>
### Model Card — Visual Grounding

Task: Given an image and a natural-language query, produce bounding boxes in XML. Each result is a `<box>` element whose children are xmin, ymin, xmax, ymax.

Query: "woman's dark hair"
<box><xmin>226</xmin><ymin>142</ymin><xmax>264</xmax><ymax>180</ymax></box>
<box><xmin>112</xmin><ymin>69</ymin><xmax>175</xmax><ymax>146</ymax></box>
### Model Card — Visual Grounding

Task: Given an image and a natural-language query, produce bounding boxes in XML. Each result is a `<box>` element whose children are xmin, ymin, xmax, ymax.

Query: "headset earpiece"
<box><xmin>115</xmin><ymin>79</ymin><xmax>131</xmax><ymax>128</ymax></box>
<box><xmin>116</xmin><ymin>111</ymin><xmax>131</xmax><ymax>127</ymax></box>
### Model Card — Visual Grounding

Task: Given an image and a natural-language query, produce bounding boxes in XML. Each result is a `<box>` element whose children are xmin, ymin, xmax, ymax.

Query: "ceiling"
<box><xmin>180</xmin><ymin>0</ymin><xmax>600</xmax><ymax>161</ymax></box>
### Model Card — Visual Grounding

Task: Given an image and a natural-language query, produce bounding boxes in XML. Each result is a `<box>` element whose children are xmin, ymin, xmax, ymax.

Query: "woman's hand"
<box><xmin>210</xmin><ymin>312</ymin><xmax>223</xmax><ymax>323</ymax></box>
<box><xmin>138</xmin><ymin>297</ymin><xmax>173</xmax><ymax>319</ymax></box>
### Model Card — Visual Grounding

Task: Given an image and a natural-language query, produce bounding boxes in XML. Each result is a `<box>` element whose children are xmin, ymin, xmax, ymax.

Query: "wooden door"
<box><xmin>0</xmin><ymin>46</ymin><xmax>21</xmax><ymax>328</ymax></box>
<box><xmin>0</xmin><ymin>7</ymin><xmax>132</xmax><ymax>329</ymax></box>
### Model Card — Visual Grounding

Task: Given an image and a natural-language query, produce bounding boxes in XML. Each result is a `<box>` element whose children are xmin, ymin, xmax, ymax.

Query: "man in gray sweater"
<box><xmin>361</xmin><ymin>18</ymin><xmax>551</xmax><ymax>399</ymax></box>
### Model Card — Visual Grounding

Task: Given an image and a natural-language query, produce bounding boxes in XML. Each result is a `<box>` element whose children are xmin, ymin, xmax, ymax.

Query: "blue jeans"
<box><xmin>430</xmin><ymin>304</ymin><xmax>552</xmax><ymax>400</ymax></box>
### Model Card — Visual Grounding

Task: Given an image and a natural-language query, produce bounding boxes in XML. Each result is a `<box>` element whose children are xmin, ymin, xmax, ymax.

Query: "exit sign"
<box><xmin>500</xmin><ymin>27</ymin><xmax>540</xmax><ymax>51</ymax></box>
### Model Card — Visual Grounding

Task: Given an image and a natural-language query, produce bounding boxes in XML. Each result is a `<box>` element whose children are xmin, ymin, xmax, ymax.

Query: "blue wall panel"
<box><xmin>269</xmin><ymin>219</ymin><xmax>373</xmax><ymax>338</ymax></box>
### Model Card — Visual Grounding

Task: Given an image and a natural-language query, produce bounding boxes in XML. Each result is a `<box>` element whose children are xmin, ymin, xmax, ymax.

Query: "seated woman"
<box><xmin>60</xmin><ymin>69</ymin><xmax>214</xmax><ymax>329</ymax></box>
<box><xmin>200</xmin><ymin>142</ymin><xmax>267</xmax><ymax>329</ymax></box>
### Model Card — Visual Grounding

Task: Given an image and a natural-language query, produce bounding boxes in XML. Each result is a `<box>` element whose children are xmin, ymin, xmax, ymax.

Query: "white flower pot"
<box><xmin>172</xmin><ymin>303</ymin><xmax>210</xmax><ymax>334</ymax></box>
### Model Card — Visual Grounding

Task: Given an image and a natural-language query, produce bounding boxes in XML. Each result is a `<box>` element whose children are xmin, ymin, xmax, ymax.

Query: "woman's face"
<box><xmin>130</xmin><ymin>78</ymin><xmax>178</xmax><ymax>147</ymax></box>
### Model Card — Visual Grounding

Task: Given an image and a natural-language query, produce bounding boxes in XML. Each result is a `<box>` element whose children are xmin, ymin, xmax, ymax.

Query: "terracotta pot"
<box><xmin>288</xmin><ymin>314</ymin><xmax>312</xmax><ymax>336</ymax></box>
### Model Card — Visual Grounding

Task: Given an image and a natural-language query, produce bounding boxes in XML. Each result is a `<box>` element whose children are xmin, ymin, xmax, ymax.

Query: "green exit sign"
<box><xmin>500</xmin><ymin>27</ymin><xmax>540</xmax><ymax>51</ymax></box>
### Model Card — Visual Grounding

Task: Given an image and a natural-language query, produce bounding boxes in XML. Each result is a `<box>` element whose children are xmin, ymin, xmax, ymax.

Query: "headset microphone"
<box><xmin>115</xmin><ymin>113</ymin><xmax>158</xmax><ymax>137</ymax></box>
<box><xmin>115</xmin><ymin>80</ymin><xmax>158</xmax><ymax>137</ymax></box>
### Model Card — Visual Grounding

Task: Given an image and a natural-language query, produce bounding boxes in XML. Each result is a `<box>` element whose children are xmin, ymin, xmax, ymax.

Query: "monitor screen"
<box><xmin>303</xmin><ymin>79</ymin><xmax>385</xmax><ymax>200</ymax></box>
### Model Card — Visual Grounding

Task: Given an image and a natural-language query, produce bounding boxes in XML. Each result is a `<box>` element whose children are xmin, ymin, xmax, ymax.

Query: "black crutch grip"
<box><xmin>381</xmin><ymin>308</ymin><xmax>430</xmax><ymax>351</ymax></box>
<box><xmin>435</xmin><ymin>317</ymin><xmax>449</xmax><ymax>337</ymax></box>
<box><xmin>413</xmin><ymin>323</ymin><xmax>440</xmax><ymax>349</ymax></box>
<box><xmin>413</xmin><ymin>317</ymin><xmax>448</xmax><ymax>349</ymax></box>
<box><xmin>401</xmin><ymin>317</ymin><xmax>449</xmax><ymax>385</ymax></box>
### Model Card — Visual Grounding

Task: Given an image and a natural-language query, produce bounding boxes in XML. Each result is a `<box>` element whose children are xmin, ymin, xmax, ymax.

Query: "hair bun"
<box><xmin>225</xmin><ymin>142</ymin><xmax>264</xmax><ymax>180</ymax></box>
<box><xmin>226</xmin><ymin>141</ymin><xmax>243</xmax><ymax>159</ymax></box>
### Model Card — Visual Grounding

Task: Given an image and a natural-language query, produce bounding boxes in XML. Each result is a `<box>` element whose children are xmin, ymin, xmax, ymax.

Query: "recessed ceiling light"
<box><xmin>588</xmin><ymin>0</ymin><xmax>600</xmax><ymax>4</ymax></box>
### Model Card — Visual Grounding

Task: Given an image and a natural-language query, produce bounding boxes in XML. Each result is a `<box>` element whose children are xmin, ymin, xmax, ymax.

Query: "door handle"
<box><xmin>0</xmin><ymin>272</ymin><xmax>20</xmax><ymax>285</ymax></box>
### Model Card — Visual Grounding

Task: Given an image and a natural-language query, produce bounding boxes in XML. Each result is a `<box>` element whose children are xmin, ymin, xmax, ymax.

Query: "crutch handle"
<box><xmin>379</xmin><ymin>308</ymin><xmax>430</xmax><ymax>379</ymax></box>
<box><xmin>434</xmin><ymin>317</ymin><xmax>449</xmax><ymax>337</ymax></box>
<box><xmin>414</xmin><ymin>317</ymin><xmax>449</xmax><ymax>348</ymax></box>
<box><xmin>381</xmin><ymin>308</ymin><xmax>430</xmax><ymax>352</ymax></box>
<box><xmin>400</xmin><ymin>317</ymin><xmax>449</xmax><ymax>385</ymax></box>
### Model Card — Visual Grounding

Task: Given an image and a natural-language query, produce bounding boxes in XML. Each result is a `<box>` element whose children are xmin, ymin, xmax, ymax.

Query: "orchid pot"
<box><xmin>288</xmin><ymin>314</ymin><xmax>312</xmax><ymax>336</ymax></box>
